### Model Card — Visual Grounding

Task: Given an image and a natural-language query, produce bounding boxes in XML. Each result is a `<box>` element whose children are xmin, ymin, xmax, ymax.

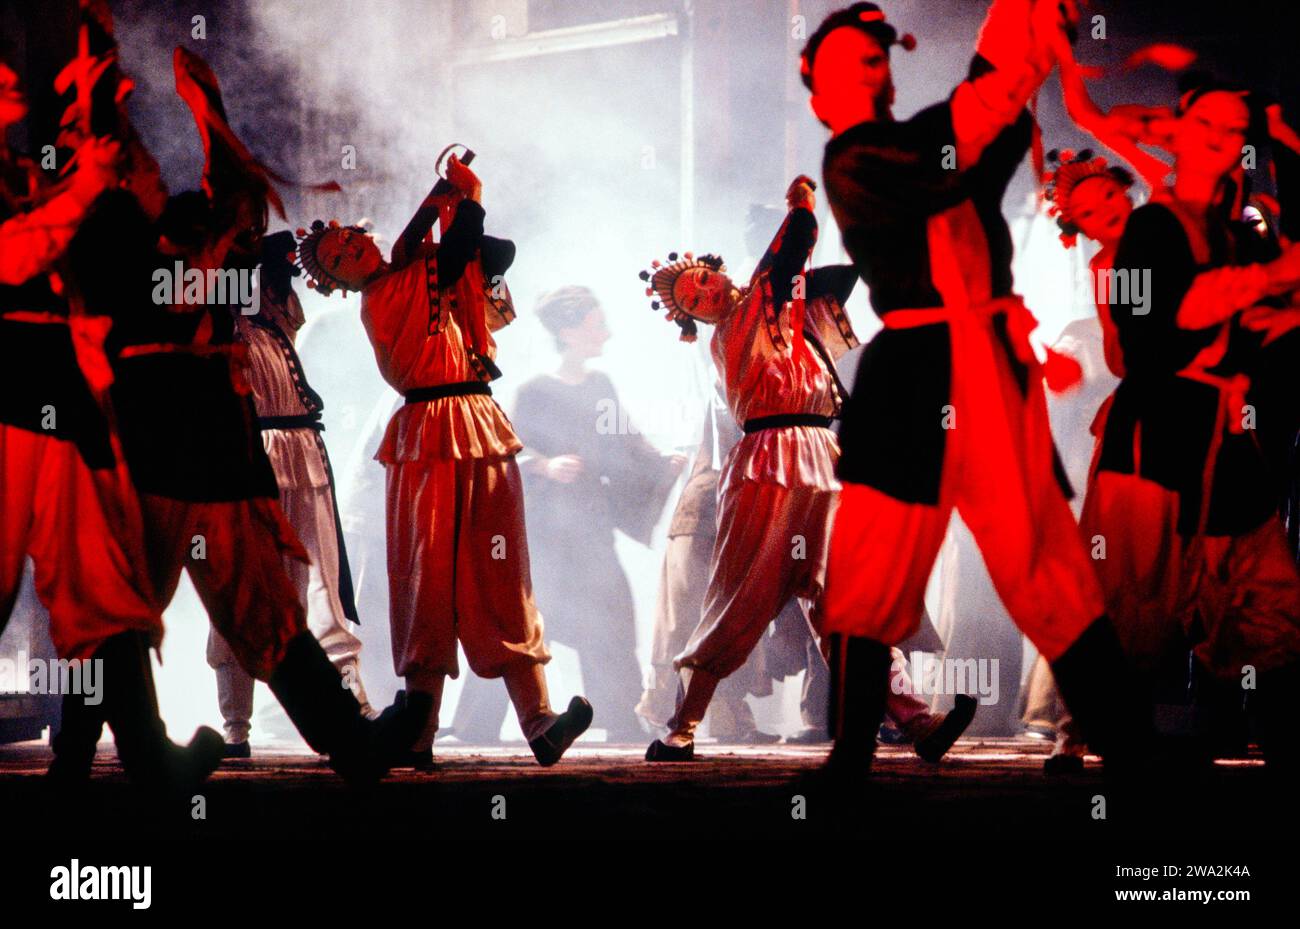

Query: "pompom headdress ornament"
<box><xmin>800</xmin><ymin>3</ymin><xmax>916</xmax><ymax>91</ymax></box>
<box><xmin>289</xmin><ymin>219</ymin><xmax>367</xmax><ymax>297</ymax></box>
<box><xmin>1042</xmin><ymin>148</ymin><xmax>1134</xmax><ymax>248</ymax></box>
<box><xmin>637</xmin><ymin>251</ymin><xmax>727</xmax><ymax>343</ymax></box>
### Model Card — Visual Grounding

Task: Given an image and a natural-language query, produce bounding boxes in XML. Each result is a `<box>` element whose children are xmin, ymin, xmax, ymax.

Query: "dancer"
<box><xmin>206</xmin><ymin>230</ymin><xmax>375</xmax><ymax>758</ymax></box>
<box><xmin>52</xmin><ymin>39</ymin><xmax>425</xmax><ymax>786</ymax></box>
<box><xmin>1039</xmin><ymin>93</ymin><xmax>1300</xmax><ymax>770</ymax></box>
<box><xmin>803</xmin><ymin>0</ymin><xmax>1153</xmax><ymax>779</ymax></box>
<box><xmin>639</xmin><ymin>206</ymin><xmax>806</xmax><ymax>744</ymax></box>
<box><xmin>1079</xmin><ymin>77</ymin><xmax>1300</xmax><ymax>769</ymax></box>
<box><xmin>639</xmin><ymin>176</ymin><xmax>975</xmax><ymax>761</ymax></box>
<box><xmin>1</xmin><ymin>55</ymin><xmax>224</xmax><ymax>789</ymax></box>
<box><xmin>451</xmin><ymin>285</ymin><xmax>680</xmax><ymax>744</ymax></box>
<box><xmin>295</xmin><ymin>153</ymin><xmax>591</xmax><ymax>768</ymax></box>
<box><xmin>1050</xmin><ymin>80</ymin><xmax>1300</xmax><ymax>766</ymax></box>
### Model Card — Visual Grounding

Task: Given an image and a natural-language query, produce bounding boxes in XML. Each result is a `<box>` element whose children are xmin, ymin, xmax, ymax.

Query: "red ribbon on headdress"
<box><xmin>1072</xmin><ymin>45</ymin><xmax>1197</xmax><ymax>82</ymax></box>
<box><xmin>173</xmin><ymin>47</ymin><xmax>341</xmax><ymax>220</ymax></box>
<box><xmin>1122</xmin><ymin>44</ymin><xmax>1197</xmax><ymax>74</ymax></box>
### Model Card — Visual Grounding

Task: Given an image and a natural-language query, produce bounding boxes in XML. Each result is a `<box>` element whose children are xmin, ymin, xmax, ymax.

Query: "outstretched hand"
<box><xmin>70</xmin><ymin>135</ymin><xmax>122</xmax><ymax>199</ymax></box>
<box><xmin>543</xmin><ymin>454</ymin><xmax>584</xmax><ymax>483</ymax></box>
<box><xmin>979</xmin><ymin>0</ymin><xmax>1078</xmax><ymax>79</ymax></box>
<box><xmin>1028</xmin><ymin>0</ymin><xmax>1079</xmax><ymax>77</ymax></box>
<box><xmin>445</xmin><ymin>154</ymin><xmax>482</xmax><ymax>203</ymax></box>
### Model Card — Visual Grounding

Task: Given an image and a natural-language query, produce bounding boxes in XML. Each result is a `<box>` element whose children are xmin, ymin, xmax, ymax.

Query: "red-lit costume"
<box><xmin>816</xmin><ymin>31</ymin><xmax>1150</xmax><ymax>772</ymax></box>
<box><xmin>821</xmin><ymin>62</ymin><xmax>1102</xmax><ymax>662</ymax></box>
<box><xmin>642</xmin><ymin>209</ymin><xmax>972</xmax><ymax>759</ymax></box>
<box><xmin>1079</xmin><ymin>188</ymin><xmax>1300</xmax><ymax>765</ymax></box>
<box><xmin>2</xmin><ymin>111</ymin><xmax>225</xmax><ymax>788</ymax></box>
<box><xmin>33</xmin><ymin>15</ymin><xmax>419</xmax><ymax>786</ymax></box>
<box><xmin>54</xmin><ymin>47</ymin><xmax>315</xmax><ymax>685</ymax></box>
<box><xmin>360</xmin><ymin>199</ymin><xmax>563</xmax><ymax>751</ymax></box>
<box><xmin>646</xmin><ymin>206</ymin><xmax>864</xmax><ymax>754</ymax></box>
<box><xmin>0</xmin><ymin>153</ymin><xmax>158</xmax><ymax>660</ymax></box>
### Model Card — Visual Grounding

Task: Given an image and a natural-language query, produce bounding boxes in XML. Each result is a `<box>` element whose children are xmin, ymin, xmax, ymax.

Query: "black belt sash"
<box><xmin>257</xmin><ymin>411</ymin><xmax>324</xmax><ymax>432</ymax></box>
<box><xmin>743</xmin><ymin>413</ymin><xmax>835</xmax><ymax>434</ymax></box>
<box><xmin>404</xmin><ymin>381</ymin><xmax>492</xmax><ymax>405</ymax></box>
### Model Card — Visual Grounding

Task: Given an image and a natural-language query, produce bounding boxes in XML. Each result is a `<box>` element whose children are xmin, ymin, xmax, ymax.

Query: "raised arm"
<box><xmin>1055</xmin><ymin>36</ymin><xmax>1174</xmax><ymax>190</ymax></box>
<box><xmin>391</xmin><ymin>153</ymin><xmax>481</xmax><ymax>270</ymax></box>
<box><xmin>951</xmin><ymin>0</ymin><xmax>1078</xmax><ymax>167</ymax></box>
<box><xmin>1176</xmin><ymin>243</ymin><xmax>1300</xmax><ymax>329</ymax></box>
<box><xmin>0</xmin><ymin>137</ymin><xmax>119</xmax><ymax>285</ymax></box>
<box><xmin>390</xmin><ymin>191</ymin><xmax>442</xmax><ymax>271</ymax></box>
<box><xmin>755</xmin><ymin>176</ymin><xmax>819</xmax><ymax>305</ymax></box>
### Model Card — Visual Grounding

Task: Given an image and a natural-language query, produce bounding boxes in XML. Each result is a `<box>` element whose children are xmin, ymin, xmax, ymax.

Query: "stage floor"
<box><xmin>0</xmin><ymin>736</ymin><xmax>1291</xmax><ymax>840</ymax></box>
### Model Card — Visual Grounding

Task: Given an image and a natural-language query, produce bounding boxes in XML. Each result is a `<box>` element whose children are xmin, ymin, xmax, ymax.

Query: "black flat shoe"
<box><xmin>1044</xmin><ymin>752</ymin><xmax>1085</xmax><ymax>776</ymax></box>
<box><xmin>877</xmin><ymin>724</ymin><xmax>908</xmax><ymax>745</ymax></box>
<box><xmin>914</xmin><ymin>694</ymin><xmax>977</xmax><ymax>763</ymax></box>
<box><xmin>393</xmin><ymin>748</ymin><xmax>436</xmax><ymax>772</ymax></box>
<box><xmin>223</xmin><ymin>740</ymin><xmax>251</xmax><ymax>760</ymax></box>
<box><xmin>529</xmin><ymin>696</ymin><xmax>593</xmax><ymax>767</ymax></box>
<box><xmin>373</xmin><ymin>689</ymin><xmax>435</xmax><ymax>769</ymax></box>
<box><xmin>644</xmin><ymin>738</ymin><xmax>696</xmax><ymax>762</ymax></box>
<box><xmin>185</xmin><ymin>727</ymin><xmax>228</xmax><ymax>779</ymax></box>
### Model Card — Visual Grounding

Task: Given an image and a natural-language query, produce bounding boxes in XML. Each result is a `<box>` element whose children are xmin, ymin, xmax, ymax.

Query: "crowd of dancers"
<box><xmin>3</xmin><ymin>0</ymin><xmax>1300</xmax><ymax>797</ymax></box>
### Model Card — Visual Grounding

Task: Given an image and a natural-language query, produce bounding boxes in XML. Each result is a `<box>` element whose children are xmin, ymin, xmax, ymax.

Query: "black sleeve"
<box><xmin>826</xmin><ymin>104</ymin><xmax>970</xmax><ymax>223</ymax></box>
<box><xmin>968</xmin><ymin>112</ymin><xmax>1032</xmax><ymax>206</ymax></box>
<box><xmin>757</xmin><ymin>207</ymin><xmax>818</xmax><ymax>305</ymax></box>
<box><xmin>435</xmin><ymin>199</ymin><xmax>486</xmax><ymax>289</ymax></box>
<box><xmin>823</xmin><ymin>104</ymin><xmax>978</xmax><ymax>309</ymax></box>
<box><xmin>481</xmin><ymin>234</ymin><xmax>516</xmax><ymax>279</ymax></box>
<box><xmin>807</xmin><ymin>264</ymin><xmax>858</xmax><ymax>306</ymax></box>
